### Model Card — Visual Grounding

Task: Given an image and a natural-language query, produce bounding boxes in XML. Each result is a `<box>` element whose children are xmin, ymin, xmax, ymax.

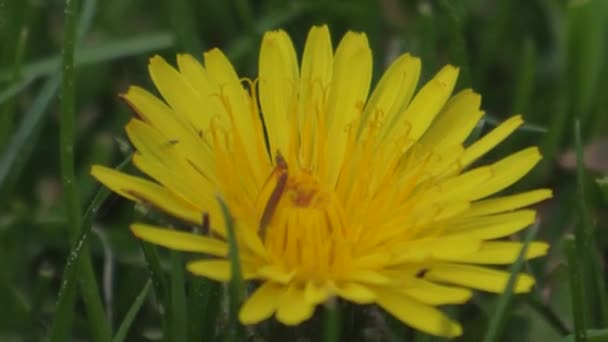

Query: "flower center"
<box><xmin>255</xmin><ymin>155</ymin><xmax>351</xmax><ymax>280</ymax></box>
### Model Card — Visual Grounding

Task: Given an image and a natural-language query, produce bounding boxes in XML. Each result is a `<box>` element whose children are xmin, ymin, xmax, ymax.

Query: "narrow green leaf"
<box><xmin>112</xmin><ymin>280</ymin><xmax>152</xmax><ymax>342</ymax></box>
<box><xmin>137</xmin><ymin>240</ymin><xmax>171</xmax><ymax>341</ymax></box>
<box><xmin>49</xmin><ymin>154</ymin><xmax>131</xmax><ymax>342</ymax></box>
<box><xmin>138</xmin><ymin>241</ymin><xmax>169</xmax><ymax>304</ymax></box>
<box><xmin>187</xmin><ymin>278</ymin><xmax>221</xmax><ymax>342</ymax></box>
<box><xmin>482</xmin><ymin>223</ymin><xmax>540</xmax><ymax>342</ymax></box>
<box><xmin>0</xmin><ymin>75</ymin><xmax>35</xmax><ymax>105</ymax></box>
<box><xmin>565</xmin><ymin>235</ymin><xmax>588</xmax><ymax>342</ymax></box>
<box><xmin>0</xmin><ymin>26</ymin><xmax>28</xmax><ymax>148</ymax></box>
<box><xmin>0</xmin><ymin>33</ymin><xmax>175</xmax><ymax>84</ymax></box>
<box><xmin>485</xmin><ymin>115</ymin><xmax>547</xmax><ymax>133</ymax></box>
<box><xmin>0</xmin><ymin>0</ymin><xmax>98</xmax><ymax>196</ymax></box>
<box><xmin>0</xmin><ymin>75</ymin><xmax>60</xmax><ymax>194</ymax></box>
<box><xmin>217</xmin><ymin>196</ymin><xmax>245</xmax><ymax>342</ymax></box>
<box><xmin>567</xmin><ymin>0</ymin><xmax>606</xmax><ymax>129</ymax></box>
<box><xmin>523</xmin><ymin>294</ymin><xmax>571</xmax><ymax>336</ymax></box>
<box><xmin>512</xmin><ymin>39</ymin><xmax>536</xmax><ymax>115</ymax></box>
<box><xmin>57</xmin><ymin>0</ymin><xmax>112</xmax><ymax>339</ymax></box>
<box><xmin>575</xmin><ymin>120</ymin><xmax>608</xmax><ymax>325</ymax></box>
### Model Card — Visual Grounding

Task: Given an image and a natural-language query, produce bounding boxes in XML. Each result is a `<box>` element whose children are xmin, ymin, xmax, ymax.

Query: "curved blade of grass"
<box><xmin>0</xmin><ymin>75</ymin><xmax>35</xmax><ymax>105</ymax></box>
<box><xmin>0</xmin><ymin>33</ymin><xmax>175</xmax><ymax>85</ymax></box>
<box><xmin>482</xmin><ymin>223</ymin><xmax>540</xmax><ymax>342</ymax></box>
<box><xmin>224</xmin><ymin>4</ymin><xmax>310</xmax><ymax>63</ymax></box>
<box><xmin>485</xmin><ymin>115</ymin><xmax>548</xmax><ymax>133</ymax></box>
<box><xmin>138</xmin><ymin>240</ymin><xmax>169</xmax><ymax>304</ymax></box>
<box><xmin>523</xmin><ymin>294</ymin><xmax>570</xmax><ymax>336</ymax></box>
<box><xmin>0</xmin><ymin>75</ymin><xmax>60</xmax><ymax>194</ymax></box>
<box><xmin>0</xmin><ymin>0</ymin><xmax>96</xmax><ymax>193</ymax></box>
<box><xmin>49</xmin><ymin>154</ymin><xmax>131</xmax><ymax>341</ymax></box>
<box><xmin>112</xmin><ymin>280</ymin><xmax>152</xmax><ymax>342</ymax></box>
<box><xmin>217</xmin><ymin>196</ymin><xmax>244</xmax><ymax>342</ymax></box>
<box><xmin>0</xmin><ymin>26</ymin><xmax>28</xmax><ymax>148</ymax></box>
<box><xmin>565</xmin><ymin>235</ymin><xmax>587</xmax><ymax>342</ymax></box>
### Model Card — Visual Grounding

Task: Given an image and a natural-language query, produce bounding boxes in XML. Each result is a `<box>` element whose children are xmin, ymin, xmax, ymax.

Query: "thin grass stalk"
<box><xmin>112</xmin><ymin>280</ymin><xmax>152</xmax><ymax>342</ymax></box>
<box><xmin>0</xmin><ymin>33</ymin><xmax>174</xmax><ymax>86</ymax></box>
<box><xmin>323</xmin><ymin>299</ymin><xmax>340</xmax><ymax>342</ymax></box>
<box><xmin>574</xmin><ymin>120</ymin><xmax>608</xmax><ymax>325</ymax></box>
<box><xmin>523</xmin><ymin>294</ymin><xmax>570</xmax><ymax>336</ymax></box>
<box><xmin>188</xmin><ymin>278</ymin><xmax>221</xmax><ymax>341</ymax></box>
<box><xmin>0</xmin><ymin>26</ymin><xmax>28</xmax><ymax>149</ymax></box>
<box><xmin>482</xmin><ymin>223</ymin><xmax>539</xmax><ymax>342</ymax></box>
<box><xmin>566</xmin><ymin>235</ymin><xmax>587</xmax><ymax>342</ymax></box>
<box><xmin>58</xmin><ymin>0</ymin><xmax>112</xmax><ymax>339</ymax></box>
<box><xmin>218</xmin><ymin>196</ymin><xmax>245</xmax><ymax>342</ymax></box>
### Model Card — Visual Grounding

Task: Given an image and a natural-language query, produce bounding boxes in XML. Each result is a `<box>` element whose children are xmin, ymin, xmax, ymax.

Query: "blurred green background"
<box><xmin>1</xmin><ymin>0</ymin><xmax>607</xmax><ymax>341</ymax></box>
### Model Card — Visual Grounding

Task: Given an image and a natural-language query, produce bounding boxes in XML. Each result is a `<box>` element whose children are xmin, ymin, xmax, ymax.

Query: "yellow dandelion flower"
<box><xmin>91</xmin><ymin>25</ymin><xmax>552</xmax><ymax>337</ymax></box>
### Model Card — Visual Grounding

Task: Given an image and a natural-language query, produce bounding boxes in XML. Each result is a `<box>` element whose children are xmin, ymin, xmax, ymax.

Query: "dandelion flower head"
<box><xmin>92</xmin><ymin>25</ymin><xmax>551</xmax><ymax>337</ymax></box>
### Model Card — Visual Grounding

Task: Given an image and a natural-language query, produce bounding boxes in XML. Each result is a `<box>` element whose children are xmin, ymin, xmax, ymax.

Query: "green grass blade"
<box><xmin>0</xmin><ymin>33</ymin><xmax>175</xmax><ymax>83</ymax></box>
<box><xmin>0</xmin><ymin>75</ymin><xmax>60</xmax><ymax>194</ymax></box>
<box><xmin>187</xmin><ymin>278</ymin><xmax>221</xmax><ymax>342</ymax></box>
<box><xmin>49</xmin><ymin>155</ymin><xmax>130</xmax><ymax>341</ymax></box>
<box><xmin>58</xmin><ymin>0</ymin><xmax>111</xmax><ymax>339</ymax></box>
<box><xmin>0</xmin><ymin>0</ymin><xmax>99</xmax><ymax>193</ymax></box>
<box><xmin>482</xmin><ymin>223</ymin><xmax>540</xmax><ymax>342</ymax></box>
<box><xmin>575</xmin><ymin>119</ymin><xmax>608</xmax><ymax>325</ymax></box>
<box><xmin>512</xmin><ymin>39</ymin><xmax>536</xmax><ymax>115</ymax></box>
<box><xmin>217</xmin><ymin>196</ymin><xmax>245</xmax><ymax>342</ymax></box>
<box><xmin>169</xmin><ymin>251</ymin><xmax>188</xmax><ymax>342</ymax></box>
<box><xmin>0</xmin><ymin>26</ymin><xmax>28</xmax><ymax>148</ymax></box>
<box><xmin>138</xmin><ymin>241</ymin><xmax>169</xmax><ymax>305</ymax></box>
<box><xmin>523</xmin><ymin>294</ymin><xmax>571</xmax><ymax>335</ymax></box>
<box><xmin>137</xmin><ymin>241</ymin><xmax>170</xmax><ymax>340</ymax></box>
<box><xmin>0</xmin><ymin>75</ymin><xmax>35</xmax><ymax>105</ymax></box>
<box><xmin>52</xmin><ymin>0</ymin><xmax>83</xmax><ymax>340</ymax></box>
<box><xmin>565</xmin><ymin>235</ymin><xmax>588</xmax><ymax>342</ymax></box>
<box><xmin>567</xmin><ymin>0</ymin><xmax>606</xmax><ymax>130</ymax></box>
<box><xmin>485</xmin><ymin>115</ymin><xmax>548</xmax><ymax>133</ymax></box>
<box><xmin>324</xmin><ymin>299</ymin><xmax>340</xmax><ymax>342</ymax></box>
<box><xmin>112</xmin><ymin>280</ymin><xmax>152</xmax><ymax>342</ymax></box>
